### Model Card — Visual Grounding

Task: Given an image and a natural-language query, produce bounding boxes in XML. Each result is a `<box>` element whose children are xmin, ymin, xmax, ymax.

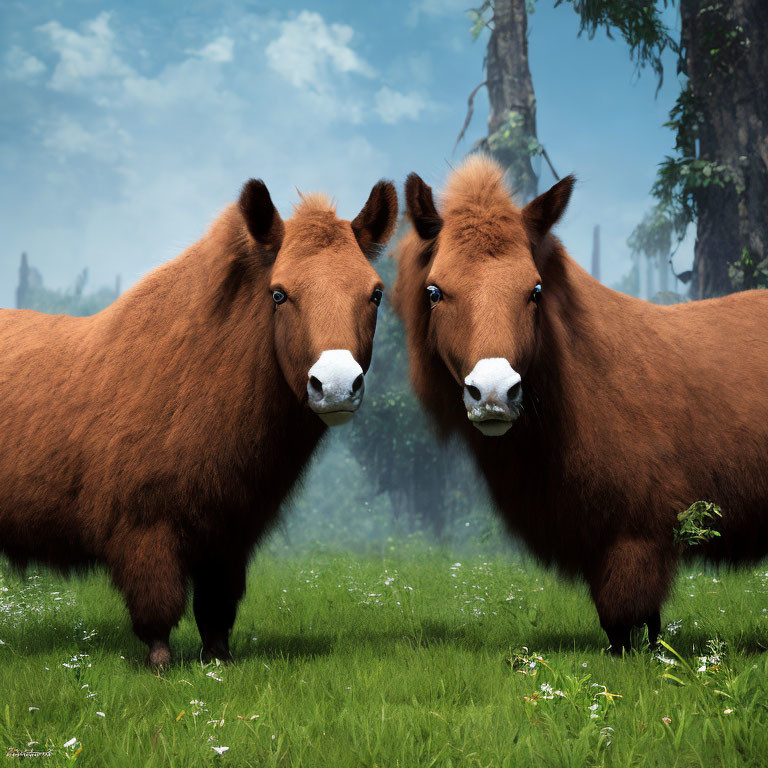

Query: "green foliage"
<box><xmin>486</xmin><ymin>108</ymin><xmax>542</xmax><ymax>194</ymax></box>
<box><xmin>469</xmin><ymin>0</ymin><xmax>537</xmax><ymax>41</ymax></box>
<box><xmin>651</xmin><ymin>84</ymin><xmax>741</xmax><ymax>244</ymax></box>
<box><xmin>25</xmin><ymin>285</ymin><xmax>118</xmax><ymax>317</ymax></box>
<box><xmin>2</xmin><ymin>554</ymin><xmax>768</xmax><ymax>766</ymax></box>
<box><xmin>673</xmin><ymin>501</ymin><xmax>722</xmax><ymax>547</ymax></box>
<box><xmin>728</xmin><ymin>247</ymin><xmax>768</xmax><ymax>291</ymax></box>
<box><xmin>627</xmin><ymin>207</ymin><xmax>692</xmax><ymax>303</ymax></box>
<box><xmin>555</xmin><ymin>0</ymin><xmax>676</xmax><ymax>87</ymax></box>
<box><xmin>468</xmin><ymin>0</ymin><xmax>493</xmax><ymax>40</ymax></box>
<box><xmin>694</xmin><ymin>4</ymin><xmax>749</xmax><ymax>71</ymax></box>
<box><xmin>647</xmin><ymin>4</ymin><xmax>750</xmax><ymax>263</ymax></box>
<box><xmin>20</xmin><ymin>266</ymin><xmax>119</xmax><ymax>317</ymax></box>
<box><xmin>550</xmin><ymin>2</ymin><xmax>699</xmax><ymax>275</ymax></box>
<box><xmin>628</xmin><ymin>205</ymin><xmax>675</xmax><ymax>264</ymax></box>
<box><xmin>571</xmin><ymin>2</ymin><xmax>753</xmax><ymax>278</ymax></box>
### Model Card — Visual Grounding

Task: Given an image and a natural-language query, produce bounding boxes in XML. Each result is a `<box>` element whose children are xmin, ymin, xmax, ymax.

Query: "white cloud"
<box><xmin>374</xmin><ymin>87</ymin><xmax>427</xmax><ymax>124</ymax></box>
<box><xmin>40</xmin><ymin>115</ymin><xmax>130</xmax><ymax>162</ymax></box>
<box><xmin>1</xmin><ymin>8</ymin><xmax>430</xmax><ymax>304</ymax></box>
<box><xmin>118</xmin><ymin>57</ymin><xmax>242</xmax><ymax>110</ymax></box>
<box><xmin>41</xmin><ymin>116</ymin><xmax>98</xmax><ymax>157</ymax></box>
<box><xmin>265</xmin><ymin>10</ymin><xmax>373</xmax><ymax>92</ymax></box>
<box><xmin>7</xmin><ymin>11</ymin><xmax>390</xmax><ymax>289</ymax></box>
<box><xmin>33</xmin><ymin>11</ymin><xmax>422</xmax><ymax>128</ymax></box>
<box><xmin>4</xmin><ymin>45</ymin><xmax>46</xmax><ymax>81</ymax></box>
<box><xmin>38</xmin><ymin>12</ymin><xmax>131</xmax><ymax>93</ymax></box>
<box><xmin>36</xmin><ymin>14</ymin><xmax>239</xmax><ymax>112</ymax></box>
<box><xmin>189</xmin><ymin>35</ymin><xmax>234</xmax><ymax>63</ymax></box>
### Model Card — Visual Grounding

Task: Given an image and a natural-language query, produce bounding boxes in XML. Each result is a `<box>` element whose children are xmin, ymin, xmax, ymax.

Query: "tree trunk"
<box><xmin>16</xmin><ymin>252</ymin><xmax>29</xmax><ymax>309</ymax></box>
<box><xmin>485</xmin><ymin>0</ymin><xmax>538</xmax><ymax>202</ymax></box>
<box><xmin>591</xmin><ymin>225</ymin><xmax>601</xmax><ymax>282</ymax></box>
<box><xmin>658</xmin><ymin>256</ymin><xmax>669</xmax><ymax>293</ymax></box>
<box><xmin>645</xmin><ymin>256</ymin><xmax>655</xmax><ymax>300</ymax></box>
<box><xmin>682</xmin><ymin>0</ymin><xmax>768</xmax><ymax>298</ymax></box>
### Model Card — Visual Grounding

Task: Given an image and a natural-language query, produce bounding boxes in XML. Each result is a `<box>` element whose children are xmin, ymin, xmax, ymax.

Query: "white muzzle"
<box><xmin>307</xmin><ymin>349</ymin><xmax>365</xmax><ymax>426</ymax></box>
<box><xmin>463</xmin><ymin>357</ymin><xmax>522</xmax><ymax>436</ymax></box>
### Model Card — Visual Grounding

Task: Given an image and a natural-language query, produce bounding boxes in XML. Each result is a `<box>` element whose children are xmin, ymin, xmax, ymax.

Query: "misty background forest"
<box><xmin>5</xmin><ymin>0</ymin><xmax>766</xmax><ymax>549</ymax></box>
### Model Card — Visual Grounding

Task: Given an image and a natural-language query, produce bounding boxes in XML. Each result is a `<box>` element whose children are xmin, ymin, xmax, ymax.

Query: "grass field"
<box><xmin>1</xmin><ymin>544</ymin><xmax>767</xmax><ymax>767</ymax></box>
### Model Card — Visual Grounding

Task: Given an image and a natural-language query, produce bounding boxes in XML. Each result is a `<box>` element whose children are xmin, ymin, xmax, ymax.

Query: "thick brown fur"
<box><xmin>394</xmin><ymin>155</ymin><xmax>768</xmax><ymax>651</ymax></box>
<box><xmin>0</xmin><ymin>177</ymin><xmax>397</xmax><ymax>666</ymax></box>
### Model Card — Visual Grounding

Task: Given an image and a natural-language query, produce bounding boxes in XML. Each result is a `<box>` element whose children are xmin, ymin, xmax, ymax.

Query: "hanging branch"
<box><xmin>453</xmin><ymin>81</ymin><xmax>487</xmax><ymax>153</ymax></box>
<box><xmin>540</xmin><ymin>147</ymin><xmax>560</xmax><ymax>181</ymax></box>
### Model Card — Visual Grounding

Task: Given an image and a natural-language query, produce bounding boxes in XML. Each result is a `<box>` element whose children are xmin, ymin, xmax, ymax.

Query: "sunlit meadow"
<box><xmin>1</xmin><ymin>537</ymin><xmax>767</xmax><ymax>767</ymax></box>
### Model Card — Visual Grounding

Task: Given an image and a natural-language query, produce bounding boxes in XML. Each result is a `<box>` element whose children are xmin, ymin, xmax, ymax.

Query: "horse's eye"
<box><xmin>272</xmin><ymin>289</ymin><xmax>287</xmax><ymax>306</ymax></box>
<box><xmin>531</xmin><ymin>284</ymin><xmax>542</xmax><ymax>305</ymax></box>
<box><xmin>426</xmin><ymin>285</ymin><xmax>442</xmax><ymax>308</ymax></box>
<box><xmin>371</xmin><ymin>288</ymin><xmax>383</xmax><ymax>307</ymax></box>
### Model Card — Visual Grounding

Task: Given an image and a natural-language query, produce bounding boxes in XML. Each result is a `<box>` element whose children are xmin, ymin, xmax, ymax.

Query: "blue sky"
<box><xmin>0</xmin><ymin>0</ymin><xmax>691</xmax><ymax>307</ymax></box>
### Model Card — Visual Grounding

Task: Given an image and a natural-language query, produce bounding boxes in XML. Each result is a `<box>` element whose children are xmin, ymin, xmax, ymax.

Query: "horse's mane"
<box><xmin>441</xmin><ymin>155</ymin><xmax>519</xmax><ymax>217</ymax></box>
<box><xmin>289</xmin><ymin>192</ymin><xmax>348</xmax><ymax>252</ymax></box>
<box><xmin>293</xmin><ymin>192</ymin><xmax>336</xmax><ymax>215</ymax></box>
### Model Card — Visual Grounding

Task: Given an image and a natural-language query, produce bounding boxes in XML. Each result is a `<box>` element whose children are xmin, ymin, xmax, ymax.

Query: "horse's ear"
<box><xmin>239</xmin><ymin>179</ymin><xmax>284</xmax><ymax>256</ymax></box>
<box><xmin>351</xmin><ymin>180</ymin><xmax>399</xmax><ymax>260</ymax></box>
<box><xmin>405</xmin><ymin>172</ymin><xmax>443</xmax><ymax>242</ymax></box>
<box><xmin>522</xmin><ymin>175</ymin><xmax>575</xmax><ymax>243</ymax></box>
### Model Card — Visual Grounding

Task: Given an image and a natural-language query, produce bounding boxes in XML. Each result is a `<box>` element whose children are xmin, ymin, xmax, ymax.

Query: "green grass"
<box><xmin>1</xmin><ymin>547</ymin><xmax>767</xmax><ymax>767</ymax></box>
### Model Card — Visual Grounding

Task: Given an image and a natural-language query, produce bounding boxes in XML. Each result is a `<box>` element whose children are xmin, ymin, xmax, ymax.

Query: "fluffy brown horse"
<box><xmin>394</xmin><ymin>155</ymin><xmax>768</xmax><ymax>651</ymax></box>
<box><xmin>0</xmin><ymin>177</ymin><xmax>398</xmax><ymax>666</ymax></box>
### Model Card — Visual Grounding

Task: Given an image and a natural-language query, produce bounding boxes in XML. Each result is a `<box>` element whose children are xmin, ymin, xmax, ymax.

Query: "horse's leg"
<box><xmin>192</xmin><ymin>555</ymin><xmax>247</xmax><ymax>663</ymax></box>
<box><xmin>599</xmin><ymin>620</ymin><xmax>631</xmax><ymax>655</ymax></box>
<box><xmin>109</xmin><ymin>524</ymin><xmax>187</xmax><ymax>669</ymax></box>
<box><xmin>590</xmin><ymin>537</ymin><xmax>674</xmax><ymax>655</ymax></box>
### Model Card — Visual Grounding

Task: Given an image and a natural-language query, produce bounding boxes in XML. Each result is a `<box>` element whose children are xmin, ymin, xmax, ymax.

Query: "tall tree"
<box><xmin>678</xmin><ymin>0</ymin><xmax>768</xmax><ymax>297</ymax></box>
<box><xmin>628</xmin><ymin>207</ymin><xmax>674</xmax><ymax>300</ymax></box>
<box><xmin>561</xmin><ymin>0</ymin><xmax>768</xmax><ymax>298</ymax></box>
<box><xmin>485</xmin><ymin>0</ymin><xmax>539</xmax><ymax>200</ymax></box>
<box><xmin>591</xmin><ymin>225</ymin><xmax>601</xmax><ymax>281</ymax></box>
<box><xmin>16</xmin><ymin>252</ymin><xmax>29</xmax><ymax>309</ymax></box>
<box><xmin>458</xmin><ymin>0</ymin><xmax>558</xmax><ymax>202</ymax></box>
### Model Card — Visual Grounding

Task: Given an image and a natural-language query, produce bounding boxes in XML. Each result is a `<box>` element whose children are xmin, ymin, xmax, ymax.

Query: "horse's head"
<box><xmin>395</xmin><ymin>156</ymin><xmax>574</xmax><ymax>436</ymax></box>
<box><xmin>239</xmin><ymin>178</ymin><xmax>398</xmax><ymax>425</ymax></box>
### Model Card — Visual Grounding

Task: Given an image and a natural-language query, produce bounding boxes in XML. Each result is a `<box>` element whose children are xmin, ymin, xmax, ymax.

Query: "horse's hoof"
<box><xmin>148</xmin><ymin>645</ymin><xmax>172</xmax><ymax>671</ymax></box>
<box><xmin>202</xmin><ymin>646</ymin><xmax>233</xmax><ymax>664</ymax></box>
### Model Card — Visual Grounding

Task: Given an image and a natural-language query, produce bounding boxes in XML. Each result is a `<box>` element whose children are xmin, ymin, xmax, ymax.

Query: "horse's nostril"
<box><xmin>508</xmin><ymin>381</ymin><xmax>522</xmax><ymax>401</ymax></box>
<box><xmin>352</xmin><ymin>373</ymin><xmax>364</xmax><ymax>393</ymax></box>
<box><xmin>466</xmin><ymin>384</ymin><xmax>482</xmax><ymax>402</ymax></box>
<box><xmin>309</xmin><ymin>375</ymin><xmax>323</xmax><ymax>395</ymax></box>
